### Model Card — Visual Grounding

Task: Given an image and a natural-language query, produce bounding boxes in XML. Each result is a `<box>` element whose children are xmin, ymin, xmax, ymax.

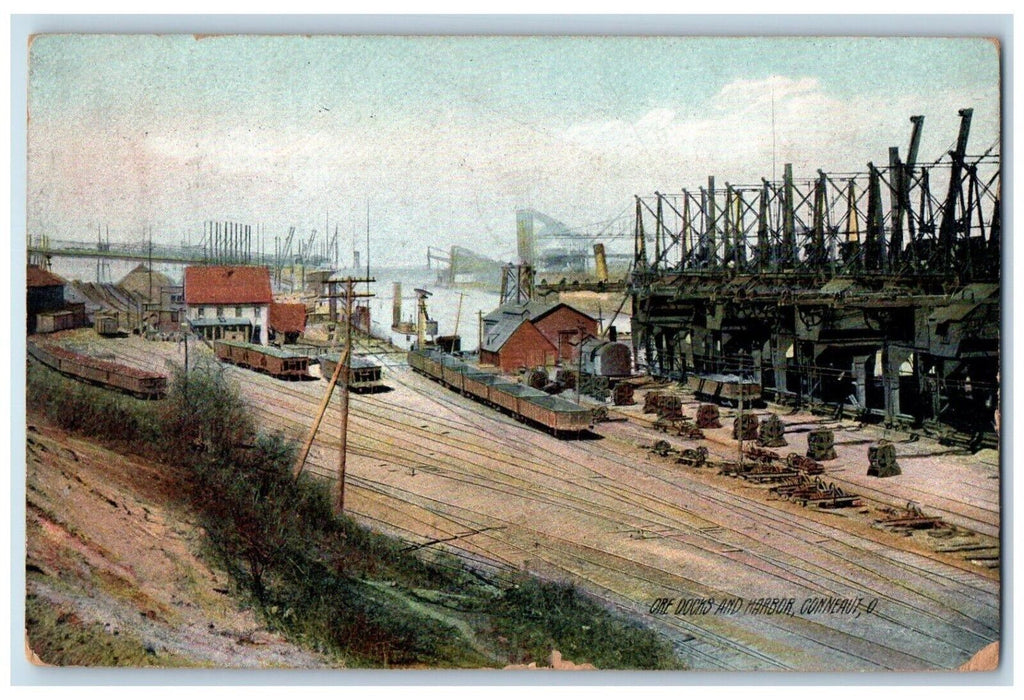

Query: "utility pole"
<box><xmin>478</xmin><ymin>310</ymin><xmax>483</xmax><ymax>353</ymax></box>
<box><xmin>335</xmin><ymin>278</ymin><xmax>354</xmax><ymax>516</ymax></box>
<box><xmin>293</xmin><ymin>343</ymin><xmax>349</xmax><ymax>480</ymax></box>
<box><xmin>454</xmin><ymin>292</ymin><xmax>465</xmax><ymax>342</ymax></box>
<box><xmin>737</xmin><ymin>353</ymin><xmax>745</xmax><ymax>471</ymax></box>
<box><xmin>572</xmin><ymin>325</ymin><xmax>587</xmax><ymax>405</ymax></box>
<box><xmin>148</xmin><ymin>226</ymin><xmax>153</xmax><ymax>303</ymax></box>
<box><xmin>181</xmin><ymin>321</ymin><xmax>190</xmax><ymax>409</ymax></box>
<box><xmin>577</xmin><ymin>341</ymin><xmax>584</xmax><ymax>405</ymax></box>
<box><xmin>291</xmin><ymin>277</ymin><xmax>375</xmax><ymax>518</ymax></box>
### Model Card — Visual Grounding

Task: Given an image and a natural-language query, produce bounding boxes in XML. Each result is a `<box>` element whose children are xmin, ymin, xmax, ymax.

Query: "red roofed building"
<box><xmin>184</xmin><ymin>266</ymin><xmax>272</xmax><ymax>345</ymax></box>
<box><xmin>269</xmin><ymin>302</ymin><xmax>307</xmax><ymax>344</ymax></box>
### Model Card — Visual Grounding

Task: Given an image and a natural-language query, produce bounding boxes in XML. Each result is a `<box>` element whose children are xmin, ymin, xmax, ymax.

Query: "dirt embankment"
<box><xmin>24</xmin><ymin>415</ymin><xmax>329</xmax><ymax>668</ymax></box>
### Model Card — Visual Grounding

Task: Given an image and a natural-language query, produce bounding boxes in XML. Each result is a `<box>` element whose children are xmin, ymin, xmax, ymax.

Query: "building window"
<box><xmin>197</xmin><ymin>307</ymin><xmax>205</xmax><ymax>318</ymax></box>
<box><xmin>255</xmin><ymin>307</ymin><xmax>262</xmax><ymax>319</ymax></box>
<box><xmin>217</xmin><ymin>306</ymin><xmax>224</xmax><ymax>317</ymax></box>
<box><xmin>235</xmin><ymin>306</ymin><xmax>242</xmax><ymax>318</ymax></box>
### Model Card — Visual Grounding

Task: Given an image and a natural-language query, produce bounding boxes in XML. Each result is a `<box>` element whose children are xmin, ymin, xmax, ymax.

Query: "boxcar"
<box><xmin>94</xmin><ymin>314</ymin><xmax>120</xmax><ymax>337</ymax></box>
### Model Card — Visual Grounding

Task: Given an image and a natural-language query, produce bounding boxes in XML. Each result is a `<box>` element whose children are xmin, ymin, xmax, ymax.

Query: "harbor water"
<box><xmin>43</xmin><ymin>256</ymin><xmax>501</xmax><ymax>351</ymax></box>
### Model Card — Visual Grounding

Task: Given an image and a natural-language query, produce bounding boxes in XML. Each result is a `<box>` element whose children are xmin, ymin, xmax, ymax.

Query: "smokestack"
<box><xmin>594</xmin><ymin>243</ymin><xmax>609</xmax><ymax>282</ymax></box>
<box><xmin>392</xmin><ymin>282</ymin><xmax>402</xmax><ymax>328</ymax></box>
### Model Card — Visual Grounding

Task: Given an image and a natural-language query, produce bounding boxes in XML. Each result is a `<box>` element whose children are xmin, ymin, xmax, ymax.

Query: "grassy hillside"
<box><xmin>26</xmin><ymin>359</ymin><xmax>682</xmax><ymax>669</ymax></box>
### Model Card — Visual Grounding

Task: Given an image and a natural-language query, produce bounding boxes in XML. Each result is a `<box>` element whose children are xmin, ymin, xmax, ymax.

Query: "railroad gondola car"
<box><xmin>462</xmin><ymin>368</ymin><xmax>502</xmax><ymax>399</ymax></box>
<box><xmin>687</xmin><ymin>373</ymin><xmax>762</xmax><ymax>407</ymax></box>
<box><xmin>407</xmin><ymin>347</ymin><xmax>444</xmax><ymax>380</ymax></box>
<box><xmin>408</xmin><ymin>347</ymin><xmax>592</xmax><ymax>437</ymax></box>
<box><xmin>319</xmin><ymin>353</ymin><xmax>387</xmax><ymax>393</ymax></box>
<box><xmin>520</xmin><ymin>395</ymin><xmax>594</xmax><ymax>436</ymax></box>
<box><xmin>440</xmin><ymin>354</ymin><xmax>469</xmax><ymax>392</ymax></box>
<box><xmin>214</xmin><ymin>340</ymin><xmax>311</xmax><ymax>380</ymax></box>
<box><xmin>27</xmin><ymin>341</ymin><xmax>167</xmax><ymax>399</ymax></box>
<box><xmin>488</xmin><ymin>382</ymin><xmax>548</xmax><ymax>415</ymax></box>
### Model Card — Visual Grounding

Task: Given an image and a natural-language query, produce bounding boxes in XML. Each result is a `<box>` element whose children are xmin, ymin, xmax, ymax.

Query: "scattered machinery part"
<box><xmin>786</xmin><ymin>453</ymin><xmax>826</xmax><ymax>475</ymax></box>
<box><xmin>868</xmin><ymin>439</ymin><xmax>901</xmax><ymax>477</ymax></box>
<box><xmin>696</xmin><ymin>403</ymin><xmax>722</xmax><ymax>428</ymax></box>
<box><xmin>676</xmin><ymin>446</ymin><xmax>709</xmax><ymax>468</ymax></box>
<box><xmin>807</xmin><ymin>428</ymin><xmax>838</xmax><ymax>461</ymax></box>
<box><xmin>613</xmin><ymin>382</ymin><xmax>636</xmax><ymax>406</ymax></box>
<box><xmin>733</xmin><ymin>413</ymin><xmax>759</xmax><ymax>441</ymax></box>
<box><xmin>757</xmin><ymin>414</ymin><xmax>788</xmax><ymax>447</ymax></box>
<box><xmin>875</xmin><ymin>501</ymin><xmax>945</xmax><ymax>531</ymax></box>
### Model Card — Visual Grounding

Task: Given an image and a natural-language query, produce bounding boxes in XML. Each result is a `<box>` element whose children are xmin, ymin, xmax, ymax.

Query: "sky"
<box><xmin>26</xmin><ymin>34</ymin><xmax>1001</xmax><ymax>267</ymax></box>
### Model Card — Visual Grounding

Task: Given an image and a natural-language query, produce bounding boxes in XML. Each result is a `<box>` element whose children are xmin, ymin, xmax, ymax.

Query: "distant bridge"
<box><xmin>26</xmin><ymin>237</ymin><xmax>331</xmax><ymax>269</ymax></box>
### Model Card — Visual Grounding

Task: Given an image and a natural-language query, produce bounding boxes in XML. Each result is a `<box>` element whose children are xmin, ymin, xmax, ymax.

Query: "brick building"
<box><xmin>483</xmin><ymin>301</ymin><xmax>598</xmax><ymax>364</ymax></box>
<box><xmin>479</xmin><ymin>315</ymin><xmax>556</xmax><ymax>371</ymax></box>
<box><xmin>479</xmin><ymin>300</ymin><xmax>598</xmax><ymax>371</ymax></box>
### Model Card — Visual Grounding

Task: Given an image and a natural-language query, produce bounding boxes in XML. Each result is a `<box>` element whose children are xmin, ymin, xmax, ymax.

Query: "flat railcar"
<box><xmin>214</xmin><ymin>340</ymin><xmax>311</xmax><ymax>380</ymax></box>
<box><xmin>27</xmin><ymin>340</ymin><xmax>167</xmax><ymax>399</ymax></box>
<box><xmin>407</xmin><ymin>348</ymin><xmax>592</xmax><ymax>437</ymax></box>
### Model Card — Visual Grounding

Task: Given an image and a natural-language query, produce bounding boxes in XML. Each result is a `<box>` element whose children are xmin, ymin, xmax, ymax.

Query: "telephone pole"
<box><xmin>291</xmin><ymin>276</ymin><xmax>375</xmax><ymax>518</ymax></box>
<box><xmin>335</xmin><ymin>278</ymin><xmax>355</xmax><ymax>515</ymax></box>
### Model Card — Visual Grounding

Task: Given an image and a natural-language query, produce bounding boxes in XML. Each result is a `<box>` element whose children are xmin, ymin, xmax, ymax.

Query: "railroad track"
<box><xmin>81</xmin><ymin>336</ymin><xmax>1000</xmax><ymax>670</ymax></box>
<box><xmin>618</xmin><ymin>395</ymin><xmax>1001</xmax><ymax>540</ymax></box>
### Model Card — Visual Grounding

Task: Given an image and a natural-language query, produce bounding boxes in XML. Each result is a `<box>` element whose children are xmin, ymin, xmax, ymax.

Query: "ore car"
<box><xmin>214</xmin><ymin>340</ymin><xmax>311</xmax><ymax>380</ymax></box>
<box><xmin>28</xmin><ymin>341</ymin><xmax>167</xmax><ymax>399</ymax></box>
<box><xmin>408</xmin><ymin>347</ymin><xmax>592</xmax><ymax>437</ymax></box>
<box><xmin>319</xmin><ymin>353</ymin><xmax>386</xmax><ymax>393</ymax></box>
<box><xmin>686</xmin><ymin>373</ymin><xmax>762</xmax><ymax>406</ymax></box>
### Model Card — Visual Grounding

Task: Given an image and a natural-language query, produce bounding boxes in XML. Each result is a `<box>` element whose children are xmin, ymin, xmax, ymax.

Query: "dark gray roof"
<box><xmin>481</xmin><ymin>315</ymin><xmax>530</xmax><ymax>352</ymax></box>
<box><xmin>483</xmin><ymin>300</ymin><xmax>557</xmax><ymax>324</ymax></box>
<box><xmin>484</xmin><ymin>300</ymin><xmax>598</xmax><ymax>327</ymax></box>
